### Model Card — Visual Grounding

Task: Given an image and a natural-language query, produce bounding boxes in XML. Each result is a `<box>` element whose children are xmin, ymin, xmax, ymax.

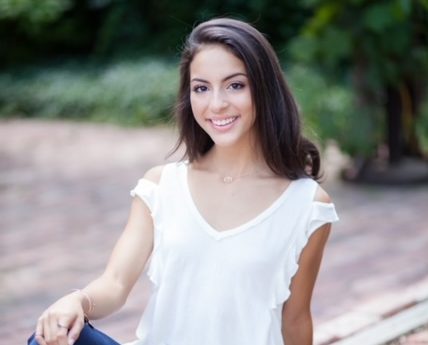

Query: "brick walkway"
<box><xmin>1</xmin><ymin>119</ymin><xmax>427</xmax><ymax>345</ymax></box>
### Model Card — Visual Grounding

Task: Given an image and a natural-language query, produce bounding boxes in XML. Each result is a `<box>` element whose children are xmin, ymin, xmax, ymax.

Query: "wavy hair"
<box><xmin>173</xmin><ymin>18</ymin><xmax>321</xmax><ymax>180</ymax></box>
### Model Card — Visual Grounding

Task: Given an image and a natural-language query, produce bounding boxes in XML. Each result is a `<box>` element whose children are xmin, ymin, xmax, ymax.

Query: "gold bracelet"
<box><xmin>72</xmin><ymin>289</ymin><xmax>95</xmax><ymax>314</ymax></box>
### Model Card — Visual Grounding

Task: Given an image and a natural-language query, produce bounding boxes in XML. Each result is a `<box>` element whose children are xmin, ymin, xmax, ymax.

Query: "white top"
<box><xmin>128</xmin><ymin>162</ymin><xmax>338</xmax><ymax>345</ymax></box>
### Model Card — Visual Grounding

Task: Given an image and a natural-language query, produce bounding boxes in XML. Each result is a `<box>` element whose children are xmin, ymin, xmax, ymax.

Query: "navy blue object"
<box><xmin>28</xmin><ymin>322</ymin><xmax>120</xmax><ymax>345</ymax></box>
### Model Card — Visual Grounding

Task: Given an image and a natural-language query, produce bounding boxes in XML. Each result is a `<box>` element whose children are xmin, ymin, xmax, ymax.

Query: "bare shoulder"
<box><xmin>314</xmin><ymin>184</ymin><xmax>332</xmax><ymax>203</ymax></box>
<box><xmin>143</xmin><ymin>165</ymin><xmax>165</xmax><ymax>184</ymax></box>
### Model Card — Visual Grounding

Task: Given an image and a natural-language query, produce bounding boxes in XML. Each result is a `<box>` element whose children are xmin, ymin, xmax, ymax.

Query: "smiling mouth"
<box><xmin>210</xmin><ymin>116</ymin><xmax>239</xmax><ymax>127</ymax></box>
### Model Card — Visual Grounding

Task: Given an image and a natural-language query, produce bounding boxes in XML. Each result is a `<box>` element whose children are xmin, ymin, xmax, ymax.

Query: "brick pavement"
<box><xmin>1</xmin><ymin>119</ymin><xmax>428</xmax><ymax>345</ymax></box>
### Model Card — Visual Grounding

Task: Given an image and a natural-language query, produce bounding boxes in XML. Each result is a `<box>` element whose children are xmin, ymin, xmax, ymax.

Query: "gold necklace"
<box><xmin>222</xmin><ymin>176</ymin><xmax>234</xmax><ymax>183</ymax></box>
<box><xmin>221</xmin><ymin>171</ymin><xmax>257</xmax><ymax>183</ymax></box>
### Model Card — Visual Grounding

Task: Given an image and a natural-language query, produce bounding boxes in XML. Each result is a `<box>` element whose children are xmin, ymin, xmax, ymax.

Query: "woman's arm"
<box><xmin>281</xmin><ymin>186</ymin><xmax>332</xmax><ymax>345</ymax></box>
<box><xmin>35</xmin><ymin>166</ymin><xmax>163</xmax><ymax>345</ymax></box>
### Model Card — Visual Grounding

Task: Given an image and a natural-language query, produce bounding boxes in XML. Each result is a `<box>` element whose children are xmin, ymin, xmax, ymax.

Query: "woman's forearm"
<box><xmin>282</xmin><ymin>314</ymin><xmax>313</xmax><ymax>345</ymax></box>
<box><xmin>78</xmin><ymin>273</ymin><xmax>131</xmax><ymax>320</ymax></box>
<box><xmin>78</xmin><ymin>196</ymin><xmax>155</xmax><ymax>320</ymax></box>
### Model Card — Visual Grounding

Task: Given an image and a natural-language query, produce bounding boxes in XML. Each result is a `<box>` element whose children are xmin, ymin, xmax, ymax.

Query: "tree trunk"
<box><xmin>385</xmin><ymin>85</ymin><xmax>404</xmax><ymax>163</ymax></box>
<box><xmin>386</xmin><ymin>82</ymin><xmax>423</xmax><ymax>164</ymax></box>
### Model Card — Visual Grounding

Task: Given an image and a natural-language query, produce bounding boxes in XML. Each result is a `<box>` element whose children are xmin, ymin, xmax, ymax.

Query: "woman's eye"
<box><xmin>229</xmin><ymin>82</ymin><xmax>244</xmax><ymax>90</ymax></box>
<box><xmin>193</xmin><ymin>85</ymin><xmax>208</xmax><ymax>93</ymax></box>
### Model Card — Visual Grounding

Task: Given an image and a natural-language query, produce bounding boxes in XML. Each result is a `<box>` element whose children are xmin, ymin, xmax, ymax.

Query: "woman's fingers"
<box><xmin>47</xmin><ymin>312</ymin><xmax>60</xmax><ymax>345</ymax></box>
<box><xmin>56</xmin><ymin>317</ymin><xmax>72</xmax><ymax>345</ymax></box>
<box><xmin>42</xmin><ymin>313</ymin><xmax>53</xmax><ymax>344</ymax></box>
<box><xmin>67</xmin><ymin>315</ymin><xmax>84</xmax><ymax>345</ymax></box>
<box><xmin>35</xmin><ymin>317</ymin><xmax>47</xmax><ymax>345</ymax></box>
<box><xmin>36</xmin><ymin>312</ymin><xmax>76</xmax><ymax>345</ymax></box>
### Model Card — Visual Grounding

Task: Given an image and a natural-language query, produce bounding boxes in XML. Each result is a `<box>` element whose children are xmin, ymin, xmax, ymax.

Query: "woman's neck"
<box><xmin>198</xmin><ymin>143</ymin><xmax>270</xmax><ymax>178</ymax></box>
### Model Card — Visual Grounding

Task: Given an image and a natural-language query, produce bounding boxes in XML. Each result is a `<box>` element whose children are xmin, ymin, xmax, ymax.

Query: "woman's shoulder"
<box><xmin>293</xmin><ymin>177</ymin><xmax>332</xmax><ymax>204</ymax></box>
<box><xmin>142</xmin><ymin>161</ymin><xmax>185</xmax><ymax>185</ymax></box>
<box><xmin>313</xmin><ymin>183</ymin><xmax>332</xmax><ymax>203</ymax></box>
<box><xmin>143</xmin><ymin>165</ymin><xmax>165</xmax><ymax>185</ymax></box>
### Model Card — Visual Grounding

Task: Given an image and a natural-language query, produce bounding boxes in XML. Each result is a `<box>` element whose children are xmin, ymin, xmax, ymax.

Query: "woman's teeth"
<box><xmin>211</xmin><ymin>116</ymin><xmax>237</xmax><ymax>126</ymax></box>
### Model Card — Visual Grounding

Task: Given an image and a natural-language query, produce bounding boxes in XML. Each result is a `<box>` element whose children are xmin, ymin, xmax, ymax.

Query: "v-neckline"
<box><xmin>179</xmin><ymin>162</ymin><xmax>297</xmax><ymax>240</ymax></box>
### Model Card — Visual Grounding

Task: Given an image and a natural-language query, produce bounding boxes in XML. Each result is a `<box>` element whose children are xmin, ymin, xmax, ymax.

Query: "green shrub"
<box><xmin>0</xmin><ymin>58</ymin><xmax>178</xmax><ymax>125</ymax></box>
<box><xmin>287</xmin><ymin>64</ymin><xmax>383</xmax><ymax>156</ymax></box>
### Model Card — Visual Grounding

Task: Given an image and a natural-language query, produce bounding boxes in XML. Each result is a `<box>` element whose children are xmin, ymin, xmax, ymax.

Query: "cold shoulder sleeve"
<box><xmin>292</xmin><ymin>202</ymin><xmax>338</xmax><ymax>276</ymax></box>
<box><xmin>130</xmin><ymin>178</ymin><xmax>163</xmax><ymax>287</ymax></box>
<box><xmin>307</xmin><ymin>201</ymin><xmax>339</xmax><ymax>237</ymax></box>
<box><xmin>130</xmin><ymin>178</ymin><xmax>159</xmax><ymax>214</ymax></box>
<box><xmin>271</xmin><ymin>195</ymin><xmax>339</xmax><ymax>308</ymax></box>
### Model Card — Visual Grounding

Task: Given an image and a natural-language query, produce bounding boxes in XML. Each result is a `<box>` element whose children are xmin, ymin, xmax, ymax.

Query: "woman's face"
<box><xmin>189</xmin><ymin>44</ymin><xmax>256</xmax><ymax>149</ymax></box>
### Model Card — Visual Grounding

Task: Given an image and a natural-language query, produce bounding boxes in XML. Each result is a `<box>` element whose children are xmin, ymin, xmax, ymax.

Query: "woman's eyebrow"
<box><xmin>222</xmin><ymin>72</ymin><xmax>247</xmax><ymax>81</ymax></box>
<box><xmin>191</xmin><ymin>72</ymin><xmax>247</xmax><ymax>83</ymax></box>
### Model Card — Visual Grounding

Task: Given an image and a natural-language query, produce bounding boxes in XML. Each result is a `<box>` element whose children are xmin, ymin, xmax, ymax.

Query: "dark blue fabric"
<box><xmin>28</xmin><ymin>323</ymin><xmax>120</xmax><ymax>345</ymax></box>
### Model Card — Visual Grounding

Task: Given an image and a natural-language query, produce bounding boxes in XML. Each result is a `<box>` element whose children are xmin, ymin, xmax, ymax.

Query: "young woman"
<box><xmin>31</xmin><ymin>18</ymin><xmax>338</xmax><ymax>345</ymax></box>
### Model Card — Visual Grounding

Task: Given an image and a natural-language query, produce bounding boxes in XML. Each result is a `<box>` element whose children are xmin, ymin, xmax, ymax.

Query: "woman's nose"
<box><xmin>210</xmin><ymin>90</ymin><xmax>228</xmax><ymax>113</ymax></box>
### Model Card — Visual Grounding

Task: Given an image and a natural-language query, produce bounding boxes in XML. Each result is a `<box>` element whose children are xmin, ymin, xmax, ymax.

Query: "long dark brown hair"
<box><xmin>174</xmin><ymin>18</ymin><xmax>321</xmax><ymax>180</ymax></box>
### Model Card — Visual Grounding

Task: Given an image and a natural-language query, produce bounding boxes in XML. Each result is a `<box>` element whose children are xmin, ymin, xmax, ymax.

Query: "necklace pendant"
<box><xmin>223</xmin><ymin>176</ymin><xmax>233</xmax><ymax>183</ymax></box>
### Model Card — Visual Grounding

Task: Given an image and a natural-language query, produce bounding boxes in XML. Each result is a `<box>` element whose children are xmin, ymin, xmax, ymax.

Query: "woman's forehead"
<box><xmin>190</xmin><ymin>44</ymin><xmax>247</xmax><ymax>80</ymax></box>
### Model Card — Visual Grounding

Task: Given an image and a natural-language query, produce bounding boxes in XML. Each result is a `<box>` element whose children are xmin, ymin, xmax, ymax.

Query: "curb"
<box><xmin>315</xmin><ymin>277</ymin><xmax>428</xmax><ymax>345</ymax></box>
<box><xmin>331</xmin><ymin>299</ymin><xmax>428</xmax><ymax>345</ymax></box>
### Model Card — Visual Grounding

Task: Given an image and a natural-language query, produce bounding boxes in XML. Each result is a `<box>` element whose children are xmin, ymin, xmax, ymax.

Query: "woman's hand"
<box><xmin>35</xmin><ymin>292</ymin><xmax>85</xmax><ymax>345</ymax></box>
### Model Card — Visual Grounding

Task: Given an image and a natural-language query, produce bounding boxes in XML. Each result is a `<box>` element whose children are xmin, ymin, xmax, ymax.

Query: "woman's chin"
<box><xmin>208</xmin><ymin>134</ymin><xmax>251</xmax><ymax>149</ymax></box>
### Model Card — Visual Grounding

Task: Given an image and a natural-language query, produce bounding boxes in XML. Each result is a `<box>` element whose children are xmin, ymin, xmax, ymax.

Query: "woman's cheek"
<box><xmin>191</xmin><ymin>98</ymin><xmax>206</xmax><ymax>118</ymax></box>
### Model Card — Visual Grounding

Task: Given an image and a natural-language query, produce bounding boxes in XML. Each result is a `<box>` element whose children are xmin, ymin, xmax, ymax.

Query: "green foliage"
<box><xmin>82</xmin><ymin>0</ymin><xmax>312</xmax><ymax>59</ymax></box>
<box><xmin>0</xmin><ymin>0</ymin><xmax>71</xmax><ymax>25</ymax></box>
<box><xmin>0</xmin><ymin>58</ymin><xmax>178</xmax><ymax>125</ymax></box>
<box><xmin>290</xmin><ymin>0</ymin><xmax>428</xmax><ymax>86</ymax></box>
<box><xmin>287</xmin><ymin>65</ymin><xmax>381</xmax><ymax>155</ymax></box>
<box><xmin>0</xmin><ymin>0</ymin><xmax>102</xmax><ymax>65</ymax></box>
<box><xmin>0</xmin><ymin>0</ymin><xmax>311</xmax><ymax>66</ymax></box>
<box><xmin>289</xmin><ymin>0</ymin><xmax>428</xmax><ymax>157</ymax></box>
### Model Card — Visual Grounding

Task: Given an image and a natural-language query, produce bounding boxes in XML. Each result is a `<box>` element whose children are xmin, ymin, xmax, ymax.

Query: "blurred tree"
<box><xmin>290</xmin><ymin>0</ymin><xmax>428</xmax><ymax>183</ymax></box>
<box><xmin>81</xmin><ymin>0</ymin><xmax>311</xmax><ymax>57</ymax></box>
<box><xmin>0</xmin><ymin>0</ymin><xmax>71</xmax><ymax>23</ymax></box>
<box><xmin>0</xmin><ymin>0</ymin><xmax>109</xmax><ymax>65</ymax></box>
<box><xmin>0</xmin><ymin>0</ymin><xmax>310</xmax><ymax>65</ymax></box>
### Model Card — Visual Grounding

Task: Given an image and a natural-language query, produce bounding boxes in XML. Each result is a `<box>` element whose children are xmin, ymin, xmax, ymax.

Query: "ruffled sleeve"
<box><xmin>130</xmin><ymin>178</ymin><xmax>162</xmax><ymax>286</ymax></box>
<box><xmin>271</xmin><ymin>201</ymin><xmax>339</xmax><ymax>308</ymax></box>
<box><xmin>307</xmin><ymin>201</ymin><xmax>339</xmax><ymax>237</ymax></box>
<box><xmin>130</xmin><ymin>178</ymin><xmax>159</xmax><ymax>215</ymax></box>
